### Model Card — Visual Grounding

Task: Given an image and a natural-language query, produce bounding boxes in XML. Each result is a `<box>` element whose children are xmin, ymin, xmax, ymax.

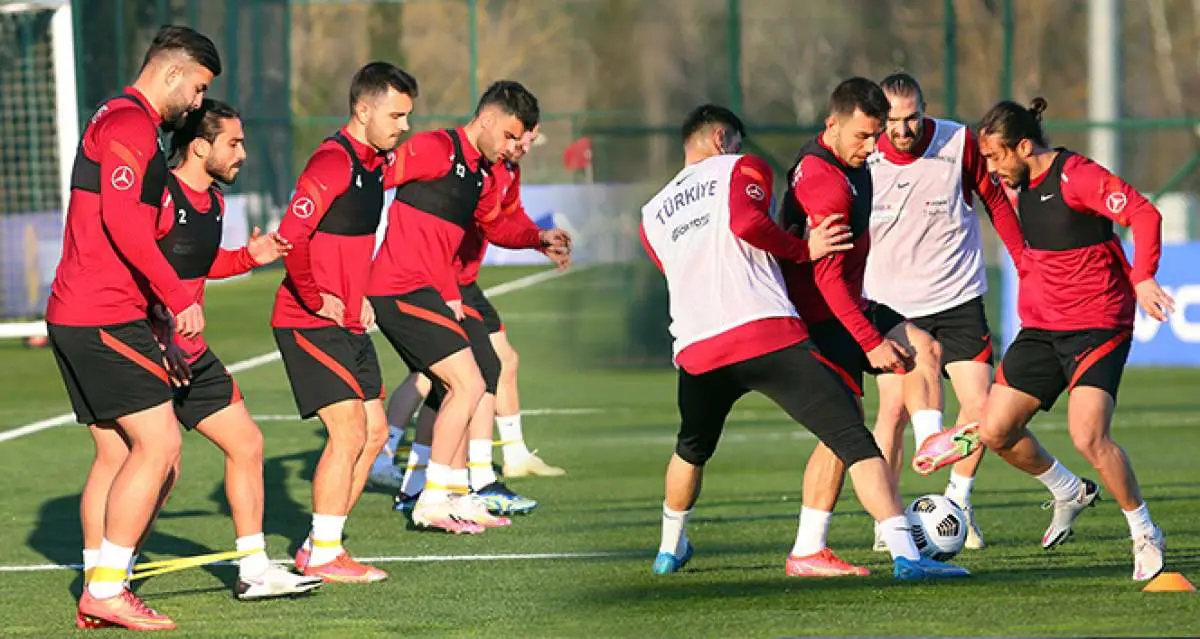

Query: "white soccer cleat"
<box><xmin>367</xmin><ymin>463</ymin><xmax>404</xmax><ymax>490</ymax></box>
<box><xmin>963</xmin><ymin>507</ymin><xmax>986</xmax><ymax>550</ymax></box>
<box><xmin>1132</xmin><ymin>526</ymin><xmax>1166</xmax><ymax>582</ymax></box>
<box><xmin>503</xmin><ymin>451</ymin><xmax>566</xmax><ymax>478</ymax></box>
<box><xmin>235</xmin><ymin>565</ymin><xmax>323</xmax><ymax>600</ymax></box>
<box><xmin>1041</xmin><ymin>478</ymin><xmax>1100</xmax><ymax>549</ymax></box>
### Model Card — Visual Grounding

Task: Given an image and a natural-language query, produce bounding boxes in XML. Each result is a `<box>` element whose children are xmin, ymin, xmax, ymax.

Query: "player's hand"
<box><xmin>446</xmin><ymin>299</ymin><xmax>466</xmax><ymax>322</ymax></box>
<box><xmin>149</xmin><ymin>303</ymin><xmax>176</xmax><ymax>345</ymax></box>
<box><xmin>546</xmin><ymin>245</ymin><xmax>572</xmax><ymax>271</ymax></box>
<box><xmin>361</xmin><ymin>297</ymin><xmax>376</xmax><ymax>330</ymax></box>
<box><xmin>867</xmin><ymin>338</ymin><xmax>913</xmax><ymax>374</ymax></box>
<box><xmin>1136</xmin><ymin>278</ymin><xmax>1175</xmax><ymax>322</ymax></box>
<box><xmin>246</xmin><ymin>226</ymin><xmax>293</xmax><ymax>265</ymax></box>
<box><xmin>161</xmin><ymin>343</ymin><xmax>192</xmax><ymax>388</ymax></box>
<box><xmin>806</xmin><ymin>215</ymin><xmax>853</xmax><ymax>260</ymax></box>
<box><xmin>317</xmin><ymin>292</ymin><xmax>346</xmax><ymax>326</ymax></box>
<box><xmin>539</xmin><ymin>228</ymin><xmax>572</xmax><ymax>252</ymax></box>
<box><xmin>174</xmin><ymin>303</ymin><xmax>205</xmax><ymax>339</ymax></box>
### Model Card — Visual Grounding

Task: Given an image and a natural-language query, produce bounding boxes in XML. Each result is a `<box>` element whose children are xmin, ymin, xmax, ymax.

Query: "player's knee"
<box><xmin>912</xmin><ymin>331</ymin><xmax>942</xmax><ymax>371</ymax></box>
<box><xmin>1068</xmin><ymin>426</ymin><xmax>1109</xmax><ymax>462</ymax></box>
<box><xmin>447</xmin><ymin>371</ymin><xmax>487</xmax><ymax>407</ymax></box>
<box><xmin>675</xmin><ymin>432</ymin><xmax>718</xmax><ymax>466</ymax></box>
<box><xmin>873</xmin><ymin>399</ymin><xmax>907</xmax><ymax>436</ymax></box>
<box><xmin>327</xmin><ymin>418</ymin><xmax>368</xmax><ymax>453</ymax></box>
<box><xmin>499</xmin><ymin>346</ymin><xmax>519</xmax><ymax>378</ymax></box>
<box><xmin>979</xmin><ymin>420</ymin><xmax>1016</xmax><ymax>452</ymax></box>
<box><xmin>822</xmin><ymin>424</ymin><xmax>883</xmax><ymax>467</ymax></box>
<box><xmin>232</xmin><ymin>427</ymin><xmax>264</xmax><ymax>467</ymax></box>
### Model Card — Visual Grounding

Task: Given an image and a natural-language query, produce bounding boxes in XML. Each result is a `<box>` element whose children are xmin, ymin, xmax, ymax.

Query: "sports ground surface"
<box><xmin>0</xmin><ymin>266</ymin><xmax>1197</xmax><ymax>637</ymax></box>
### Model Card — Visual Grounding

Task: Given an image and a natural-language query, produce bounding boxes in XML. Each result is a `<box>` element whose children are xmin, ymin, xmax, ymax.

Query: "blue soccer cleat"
<box><xmin>471</xmin><ymin>482</ymin><xmax>538</xmax><ymax>515</ymax></box>
<box><xmin>392</xmin><ymin>491</ymin><xmax>420</xmax><ymax>514</ymax></box>
<box><xmin>652</xmin><ymin>541</ymin><xmax>694</xmax><ymax>575</ymax></box>
<box><xmin>893</xmin><ymin>555</ymin><xmax>971</xmax><ymax>580</ymax></box>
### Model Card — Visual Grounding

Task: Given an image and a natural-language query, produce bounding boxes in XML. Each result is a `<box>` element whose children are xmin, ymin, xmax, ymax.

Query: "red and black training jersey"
<box><xmin>1014</xmin><ymin>149</ymin><xmax>1162</xmax><ymax>331</ymax></box>
<box><xmin>455</xmin><ymin>160</ymin><xmax>544</xmax><ymax>286</ymax></box>
<box><xmin>47</xmin><ymin>88</ymin><xmax>192</xmax><ymax>326</ymax></box>
<box><xmin>367</xmin><ymin>128</ymin><xmax>504</xmax><ymax>303</ymax></box>
<box><xmin>273</xmin><ymin>128</ymin><xmax>389</xmax><ymax>333</ymax></box>
<box><xmin>780</xmin><ymin>136</ymin><xmax>884</xmax><ymax>353</ymax></box>
<box><xmin>155</xmin><ymin>172</ymin><xmax>256</xmax><ymax>362</ymax></box>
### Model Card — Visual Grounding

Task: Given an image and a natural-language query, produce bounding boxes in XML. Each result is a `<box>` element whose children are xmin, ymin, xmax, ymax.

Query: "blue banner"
<box><xmin>1002</xmin><ymin>242</ymin><xmax>1200</xmax><ymax>366</ymax></box>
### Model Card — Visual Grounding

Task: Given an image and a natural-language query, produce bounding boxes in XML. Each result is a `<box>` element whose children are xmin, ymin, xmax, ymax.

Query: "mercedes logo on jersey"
<box><xmin>292</xmin><ymin>197</ymin><xmax>315</xmax><ymax>219</ymax></box>
<box><xmin>110</xmin><ymin>166</ymin><xmax>135</xmax><ymax>191</ymax></box>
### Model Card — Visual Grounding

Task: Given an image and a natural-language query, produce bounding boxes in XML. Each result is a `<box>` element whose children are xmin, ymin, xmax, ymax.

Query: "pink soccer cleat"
<box><xmin>913</xmin><ymin>422</ymin><xmax>981</xmax><ymax>476</ymax></box>
<box><xmin>785</xmin><ymin>548</ymin><xmax>870</xmax><ymax>577</ymax></box>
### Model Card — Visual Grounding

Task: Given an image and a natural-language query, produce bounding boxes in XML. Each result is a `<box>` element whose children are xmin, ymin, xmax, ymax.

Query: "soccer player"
<box><xmin>778</xmin><ymin>77</ymin><xmax>980</xmax><ymax>577</ymax></box>
<box><xmin>975</xmin><ymin>98</ymin><xmax>1170</xmax><ymax>581</ymax></box>
<box><xmin>367</xmin><ymin>81</ymin><xmax>568</xmax><ymax>533</ymax></box>
<box><xmin>863</xmin><ymin>72</ymin><xmax>1026</xmax><ymax>551</ymax></box>
<box><xmin>146</xmin><ymin>99</ymin><xmax>319</xmax><ymax>599</ymax></box>
<box><xmin>48</xmin><ymin>25</ymin><xmax>219</xmax><ymax>631</ymax></box>
<box><xmin>383</xmin><ymin>129</ymin><xmax>569</xmax><ymax>511</ymax></box>
<box><xmin>641</xmin><ymin>103</ymin><xmax>969</xmax><ymax>580</ymax></box>
<box><xmin>273</xmin><ymin>62</ymin><xmax>418</xmax><ymax>582</ymax></box>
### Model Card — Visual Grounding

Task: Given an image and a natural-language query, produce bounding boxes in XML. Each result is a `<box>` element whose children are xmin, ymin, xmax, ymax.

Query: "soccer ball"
<box><xmin>905</xmin><ymin>494</ymin><xmax>967</xmax><ymax>561</ymax></box>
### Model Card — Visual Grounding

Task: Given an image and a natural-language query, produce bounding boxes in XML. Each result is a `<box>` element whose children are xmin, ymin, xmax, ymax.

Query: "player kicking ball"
<box><xmin>863</xmin><ymin>72</ymin><xmax>1027</xmax><ymax>551</ymax></box>
<box><xmin>640</xmin><ymin>103</ymin><xmax>969</xmax><ymax>581</ymax></box>
<box><xmin>974</xmin><ymin>98</ymin><xmax>1169</xmax><ymax>581</ymax></box>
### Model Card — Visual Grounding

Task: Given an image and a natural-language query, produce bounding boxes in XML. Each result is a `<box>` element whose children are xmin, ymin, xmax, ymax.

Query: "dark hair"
<box><xmin>978</xmin><ymin>97</ymin><xmax>1048</xmax><ymax>148</ymax></box>
<box><xmin>879</xmin><ymin>70</ymin><xmax>925</xmax><ymax>105</ymax></box>
<box><xmin>680</xmin><ymin>104</ymin><xmax>746</xmax><ymax>143</ymax></box>
<box><xmin>349</xmin><ymin>62</ymin><xmax>419</xmax><ymax>114</ymax></box>
<box><xmin>828</xmin><ymin>76</ymin><xmax>889</xmax><ymax>121</ymax></box>
<box><xmin>170</xmin><ymin>98</ymin><xmax>240</xmax><ymax>162</ymax></box>
<box><xmin>142</xmin><ymin>25</ymin><xmax>221</xmax><ymax>76</ymax></box>
<box><xmin>475</xmin><ymin>80</ymin><xmax>540</xmax><ymax>130</ymax></box>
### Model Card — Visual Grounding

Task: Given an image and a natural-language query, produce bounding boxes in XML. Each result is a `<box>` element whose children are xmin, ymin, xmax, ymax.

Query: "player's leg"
<box><xmin>791</xmin><ymin>323</ymin><xmax>865</xmax><ymax>574</ymax></box>
<box><xmin>1061</xmin><ymin>330</ymin><xmax>1162</xmax><ymax>579</ymax></box>
<box><xmin>369</xmin><ymin>289</ymin><xmax>486</xmax><ymax>534</ymax></box>
<box><xmin>350</xmin><ymin>398</ymin><xmax>389</xmax><ymax>506</ymax></box>
<box><xmin>395</xmin><ymin>388</ymin><xmax>435</xmax><ymax>510</ymax></box>
<box><xmin>80</xmin><ymin>422</ymin><xmax>131</xmax><ymax>580</ymax></box>
<box><xmin>491</xmin><ymin>331</ymin><xmax>565</xmax><ymax>477</ymax></box>
<box><xmin>747</xmin><ymin>343</ymin><xmax>969</xmax><ymax>579</ymax></box>
<box><xmin>369</xmin><ymin>372</ymin><xmax>426</xmax><ymax>490</ymax></box>
<box><xmin>978</xmin><ymin>330</ymin><xmax>1100</xmax><ymax>549</ymax></box>
<box><xmin>188</xmin><ymin>375</ymin><xmax>323</xmax><ymax>599</ymax></box>
<box><xmin>869</xmin><ymin>374</ymin><xmax>908</xmax><ymax>551</ymax></box>
<box><xmin>943</xmin><ymin>360</ymin><xmax>991</xmax><ymax>548</ymax></box>
<box><xmin>653</xmin><ymin>366</ymin><xmax>744</xmax><ymax>574</ymax></box>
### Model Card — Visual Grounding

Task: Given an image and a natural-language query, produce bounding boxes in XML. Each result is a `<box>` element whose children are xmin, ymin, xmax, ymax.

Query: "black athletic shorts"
<box><xmin>997</xmin><ymin>327</ymin><xmax>1132</xmax><ymax>411</ymax></box>
<box><xmin>908</xmin><ymin>297</ymin><xmax>994</xmax><ymax>372</ymax></box>
<box><xmin>806</xmin><ymin>302</ymin><xmax>907</xmax><ymax>396</ymax></box>
<box><xmin>48</xmin><ymin>320</ymin><xmax>173</xmax><ymax>425</ymax></box>
<box><xmin>460</xmin><ymin>281</ymin><xmax>503</xmax><ymax>333</ymax></box>
<box><xmin>273</xmin><ymin>326</ymin><xmax>383</xmax><ymax>419</ymax></box>
<box><xmin>423</xmin><ymin>312</ymin><xmax>503</xmax><ymax>411</ymax></box>
<box><xmin>370</xmin><ymin>287</ymin><xmax>471</xmax><ymax>375</ymax></box>
<box><xmin>675</xmin><ymin>341</ymin><xmax>880</xmax><ymax>467</ymax></box>
<box><xmin>172</xmin><ymin>349</ymin><xmax>242</xmax><ymax>430</ymax></box>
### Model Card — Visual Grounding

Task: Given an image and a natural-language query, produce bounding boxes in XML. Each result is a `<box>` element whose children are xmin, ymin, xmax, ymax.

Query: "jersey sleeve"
<box><xmin>383</xmin><ymin>131</ymin><xmax>454</xmax><ymax>189</ymax></box>
<box><xmin>1061</xmin><ymin>155</ymin><xmax>1163</xmax><ymax>284</ymax></box>
<box><xmin>276</xmin><ymin>146</ymin><xmax>352</xmax><ymax>310</ymax></box>
<box><xmin>97</xmin><ymin>111</ymin><xmax>192</xmax><ymax>314</ymax></box>
<box><xmin>727</xmin><ymin>155</ymin><xmax>813</xmax><ymax>263</ymax></box>
<box><xmin>479</xmin><ymin>168</ymin><xmax>542</xmax><ymax>249</ymax></box>
<box><xmin>794</xmin><ymin>158</ymin><xmax>884</xmax><ymax>352</ymax></box>
<box><xmin>207</xmin><ymin>248</ymin><xmax>257</xmax><ymax>279</ymax></box>
<box><xmin>963</xmin><ymin>128</ymin><xmax>1025</xmax><ymax>265</ymax></box>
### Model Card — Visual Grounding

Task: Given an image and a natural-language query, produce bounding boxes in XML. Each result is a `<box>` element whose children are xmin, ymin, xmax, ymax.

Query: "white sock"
<box><xmin>880</xmin><ymin>515</ymin><xmax>921</xmax><ymax>561</ymax></box>
<box><xmin>87</xmin><ymin>539</ymin><xmax>134</xmax><ymax>599</ymax></box>
<box><xmin>790</xmin><ymin>507</ymin><xmax>832</xmax><ymax>557</ymax></box>
<box><xmin>1035</xmin><ymin>460</ymin><xmax>1082</xmax><ymax>502</ymax></box>
<box><xmin>497</xmin><ymin>414</ymin><xmax>531</xmax><ymax>463</ymax></box>
<box><xmin>236</xmin><ymin>533</ymin><xmax>269</xmax><ymax>579</ymax></box>
<box><xmin>400</xmin><ymin>443</ymin><xmax>430</xmax><ymax>496</ymax></box>
<box><xmin>82</xmin><ymin>548</ymin><xmax>99</xmax><ymax>575</ymax></box>
<box><xmin>911</xmin><ymin>410</ymin><xmax>944</xmax><ymax>449</ymax></box>
<box><xmin>468</xmin><ymin>439</ymin><xmax>498</xmax><ymax>490</ymax></box>
<box><xmin>945</xmin><ymin>472</ymin><xmax>975</xmax><ymax>509</ymax></box>
<box><xmin>1122</xmin><ymin>503</ymin><xmax>1156</xmax><ymax>539</ymax></box>
<box><xmin>372</xmin><ymin>425</ymin><xmax>405</xmax><ymax>471</ymax></box>
<box><xmin>424</xmin><ymin>462</ymin><xmax>453</xmax><ymax>501</ymax></box>
<box><xmin>450</xmin><ymin>468</ymin><xmax>470</xmax><ymax>495</ymax></box>
<box><xmin>308</xmin><ymin>514</ymin><xmax>346</xmax><ymax>567</ymax></box>
<box><xmin>659</xmin><ymin>503</ymin><xmax>691</xmax><ymax>556</ymax></box>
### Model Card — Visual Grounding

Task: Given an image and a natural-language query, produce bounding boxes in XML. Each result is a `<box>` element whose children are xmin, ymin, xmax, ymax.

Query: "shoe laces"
<box><xmin>121</xmin><ymin>590</ymin><xmax>159</xmax><ymax>617</ymax></box>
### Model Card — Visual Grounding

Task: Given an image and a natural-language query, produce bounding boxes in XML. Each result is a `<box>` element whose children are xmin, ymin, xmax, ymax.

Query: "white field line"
<box><xmin>0</xmin><ymin>268</ymin><xmax>581</xmax><ymax>444</ymax></box>
<box><xmin>0</xmin><ymin>550</ymin><xmax>637</xmax><ymax>574</ymax></box>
